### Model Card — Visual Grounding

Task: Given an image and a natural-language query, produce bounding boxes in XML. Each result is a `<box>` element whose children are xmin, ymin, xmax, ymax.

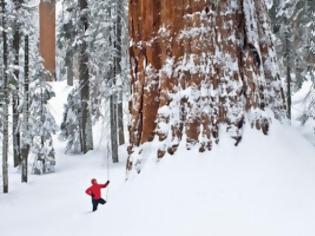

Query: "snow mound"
<box><xmin>84</xmin><ymin>122</ymin><xmax>315</xmax><ymax>236</ymax></box>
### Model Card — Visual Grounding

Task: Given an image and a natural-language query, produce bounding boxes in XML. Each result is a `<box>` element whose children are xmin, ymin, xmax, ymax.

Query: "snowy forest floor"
<box><xmin>1</xmin><ymin>81</ymin><xmax>315</xmax><ymax>236</ymax></box>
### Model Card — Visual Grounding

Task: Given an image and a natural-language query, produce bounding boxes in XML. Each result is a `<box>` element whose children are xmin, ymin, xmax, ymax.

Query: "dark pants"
<box><xmin>92</xmin><ymin>197</ymin><xmax>106</xmax><ymax>211</ymax></box>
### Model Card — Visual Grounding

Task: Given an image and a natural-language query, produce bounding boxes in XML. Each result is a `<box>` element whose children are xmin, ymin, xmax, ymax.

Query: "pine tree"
<box><xmin>270</xmin><ymin>0</ymin><xmax>315</xmax><ymax>119</ymax></box>
<box><xmin>78</xmin><ymin>0</ymin><xmax>93</xmax><ymax>154</ymax></box>
<box><xmin>12</xmin><ymin>0</ymin><xmax>23</xmax><ymax>167</ymax></box>
<box><xmin>59</xmin><ymin>0</ymin><xmax>129</xmax><ymax>160</ymax></box>
<box><xmin>60</xmin><ymin>88</ymin><xmax>81</xmax><ymax>154</ymax></box>
<box><xmin>58</xmin><ymin>0</ymin><xmax>78</xmax><ymax>86</ymax></box>
<box><xmin>29</xmin><ymin>53</ymin><xmax>57</xmax><ymax>175</ymax></box>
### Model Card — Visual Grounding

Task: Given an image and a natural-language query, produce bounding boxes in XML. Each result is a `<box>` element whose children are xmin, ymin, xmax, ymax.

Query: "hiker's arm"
<box><xmin>85</xmin><ymin>187</ymin><xmax>92</xmax><ymax>196</ymax></box>
<box><xmin>100</xmin><ymin>181</ymin><xmax>110</xmax><ymax>188</ymax></box>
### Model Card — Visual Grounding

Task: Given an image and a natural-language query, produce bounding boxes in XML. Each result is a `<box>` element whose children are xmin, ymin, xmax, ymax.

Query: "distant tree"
<box><xmin>58</xmin><ymin>0</ymin><xmax>79</xmax><ymax>86</ymax></box>
<box><xmin>12</xmin><ymin>0</ymin><xmax>23</xmax><ymax>167</ymax></box>
<box><xmin>29</xmin><ymin>53</ymin><xmax>57</xmax><ymax>175</ymax></box>
<box><xmin>60</xmin><ymin>88</ymin><xmax>81</xmax><ymax>154</ymax></box>
<box><xmin>115</xmin><ymin>0</ymin><xmax>125</xmax><ymax>146</ymax></box>
<box><xmin>60</xmin><ymin>0</ymin><xmax>129</xmax><ymax>161</ymax></box>
<box><xmin>78</xmin><ymin>0</ymin><xmax>93</xmax><ymax>153</ymax></box>
<box><xmin>270</xmin><ymin>0</ymin><xmax>315</xmax><ymax>119</ymax></box>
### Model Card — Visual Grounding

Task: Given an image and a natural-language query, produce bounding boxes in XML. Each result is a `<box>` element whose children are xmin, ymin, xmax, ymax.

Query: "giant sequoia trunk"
<box><xmin>127</xmin><ymin>0</ymin><xmax>286</xmax><ymax>172</ymax></box>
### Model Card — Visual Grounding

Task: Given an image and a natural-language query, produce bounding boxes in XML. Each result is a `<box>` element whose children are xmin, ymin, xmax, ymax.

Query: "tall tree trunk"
<box><xmin>117</xmin><ymin>95</ymin><xmax>125</xmax><ymax>145</ymax></box>
<box><xmin>12</xmin><ymin>0</ymin><xmax>22</xmax><ymax>168</ymax></box>
<box><xmin>110</xmin><ymin>93</ymin><xmax>119</xmax><ymax>163</ymax></box>
<box><xmin>1</xmin><ymin>0</ymin><xmax>9</xmax><ymax>193</ymax></box>
<box><xmin>21</xmin><ymin>35</ymin><xmax>30</xmax><ymax>183</ymax></box>
<box><xmin>108</xmin><ymin>5</ymin><xmax>119</xmax><ymax>163</ymax></box>
<box><xmin>127</xmin><ymin>0</ymin><xmax>286</xmax><ymax>172</ymax></box>
<box><xmin>116</xmin><ymin>0</ymin><xmax>125</xmax><ymax>146</ymax></box>
<box><xmin>286</xmin><ymin>65</ymin><xmax>292</xmax><ymax>119</ymax></box>
<box><xmin>79</xmin><ymin>0</ymin><xmax>93</xmax><ymax>154</ymax></box>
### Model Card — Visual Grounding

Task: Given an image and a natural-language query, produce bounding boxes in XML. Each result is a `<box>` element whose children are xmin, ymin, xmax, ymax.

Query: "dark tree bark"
<box><xmin>1</xmin><ymin>0</ymin><xmax>9</xmax><ymax>193</ymax></box>
<box><xmin>284</xmin><ymin>30</ymin><xmax>292</xmax><ymax>120</ymax></box>
<box><xmin>286</xmin><ymin>65</ymin><xmax>292</xmax><ymax>119</ymax></box>
<box><xmin>79</xmin><ymin>0</ymin><xmax>93</xmax><ymax>154</ymax></box>
<box><xmin>116</xmin><ymin>0</ymin><xmax>125</xmax><ymax>146</ymax></box>
<box><xmin>21</xmin><ymin>35</ymin><xmax>30</xmax><ymax>183</ymax></box>
<box><xmin>108</xmin><ymin>5</ymin><xmax>119</xmax><ymax>163</ymax></box>
<box><xmin>110</xmin><ymin>94</ymin><xmax>119</xmax><ymax>163</ymax></box>
<box><xmin>12</xmin><ymin>0</ymin><xmax>23</xmax><ymax>168</ymax></box>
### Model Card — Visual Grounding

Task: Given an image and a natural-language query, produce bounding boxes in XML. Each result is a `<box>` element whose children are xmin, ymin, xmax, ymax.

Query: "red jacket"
<box><xmin>85</xmin><ymin>180</ymin><xmax>109</xmax><ymax>199</ymax></box>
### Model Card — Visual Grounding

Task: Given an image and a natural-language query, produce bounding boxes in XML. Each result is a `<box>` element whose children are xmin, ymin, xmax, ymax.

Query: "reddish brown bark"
<box><xmin>39</xmin><ymin>0</ymin><xmax>56</xmax><ymax>80</ymax></box>
<box><xmin>127</xmin><ymin>0</ymin><xmax>286</xmax><ymax>172</ymax></box>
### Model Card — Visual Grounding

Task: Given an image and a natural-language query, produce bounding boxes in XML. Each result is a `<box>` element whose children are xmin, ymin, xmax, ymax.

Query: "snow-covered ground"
<box><xmin>1</xmin><ymin>81</ymin><xmax>315</xmax><ymax>236</ymax></box>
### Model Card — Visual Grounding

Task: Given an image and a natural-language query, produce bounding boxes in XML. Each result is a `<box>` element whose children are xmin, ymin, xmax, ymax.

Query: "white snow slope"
<box><xmin>1</xmin><ymin>81</ymin><xmax>315</xmax><ymax>236</ymax></box>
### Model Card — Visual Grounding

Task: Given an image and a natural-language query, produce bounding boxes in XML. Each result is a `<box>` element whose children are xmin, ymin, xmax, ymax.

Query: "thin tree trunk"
<box><xmin>21</xmin><ymin>35</ymin><xmax>30</xmax><ymax>183</ymax></box>
<box><xmin>108</xmin><ymin>4</ymin><xmax>119</xmax><ymax>163</ymax></box>
<box><xmin>79</xmin><ymin>0</ymin><xmax>93</xmax><ymax>154</ymax></box>
<box><xmin>116</xmin><ymin>0</ymin><xmax>125</xmax><ymax>145</ymax></box>
<box><xmin>1</xmin><ymin>0</ymin><xmax>9</xmax><ymax>193</ymax></box>
<box><xmin>284</xmin><ymin>29</ymin><xmax>292</xmax><ymax>120</ymax></box>
<box><xmin>12</xmin><ymin>0</ymin><xmax>22</xmax><ymax>167</ymax></box>
<box><xmin>286</xmin><ymin>65</ymin><xmax>292</xmax><ymax>119</ymax></box>
<box><xmin>117</xmin><ymin>96</ymin><xmax>125</xmax><ymax>145</ymax></box>
<box><xmin>110</xmin><ymin>93</ymin><xmax>119</xmax><ymax>163</ymax></box>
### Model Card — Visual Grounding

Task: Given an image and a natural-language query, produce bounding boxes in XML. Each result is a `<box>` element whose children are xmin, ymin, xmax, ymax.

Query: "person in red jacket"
<box><xmin>85</xmin><ymin>178</ymin><xmax>110</xmax><ymax>211</ymax></box>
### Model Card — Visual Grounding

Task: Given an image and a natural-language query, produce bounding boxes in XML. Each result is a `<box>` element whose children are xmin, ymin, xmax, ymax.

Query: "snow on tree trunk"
<box><xmin>21</xmin><ymin>35</ymin><xmax>30</xmax><ymax>183</ymax></box>
<box><xmin>127</xmin><ymin>0</ymin><xmax>286</xmax><ymax>172</ymax></box>
<box><xmin>1</xmin><ymin>0</ymin><xmax>9</xmax><ymax>193</ymax></box>
<box><xmin>12</xmin><ymin>0</ymin><xmax>22</xmax><ymax>168</ymax></box>
<box><xmin>116</xmin><ymin>0</ymin><xmax>125</xmax><ymax>146</ymax></box>
<box><xmin>79</xmin><ymin>0</ymin><xmax>93</xmax><ymax>154</ymax></box>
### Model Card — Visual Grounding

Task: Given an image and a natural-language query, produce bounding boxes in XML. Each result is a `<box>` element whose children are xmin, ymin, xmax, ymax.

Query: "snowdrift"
<box><xmin>86</xmin><ymin>122</ymin><xmax>315</xmax><ymax>236</ymax></box>
<box><xmin>1</xmin><ymin>123</ymin><xmax>315</xmax><ymax>236</ymax></box>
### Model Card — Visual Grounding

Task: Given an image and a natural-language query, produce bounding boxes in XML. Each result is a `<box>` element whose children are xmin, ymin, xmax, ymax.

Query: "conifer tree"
<box><xmin>60</xmin><ymin>88</ymin><xmax>81</xmax><ymax>154</ymax></box>
<box><xmin>29</xmin><ymin>53</ymin><xmax>57</xmax><ymax>175</ymax></box>
<box><xmin>12</xmin><ymin>0</ymin><xmax>23</xmax><ymax>167</ymax></box>
<box><xmin>78</xmin><ymin>0</ymin><xmax>93</xmax><ymax>154</ymax></box>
